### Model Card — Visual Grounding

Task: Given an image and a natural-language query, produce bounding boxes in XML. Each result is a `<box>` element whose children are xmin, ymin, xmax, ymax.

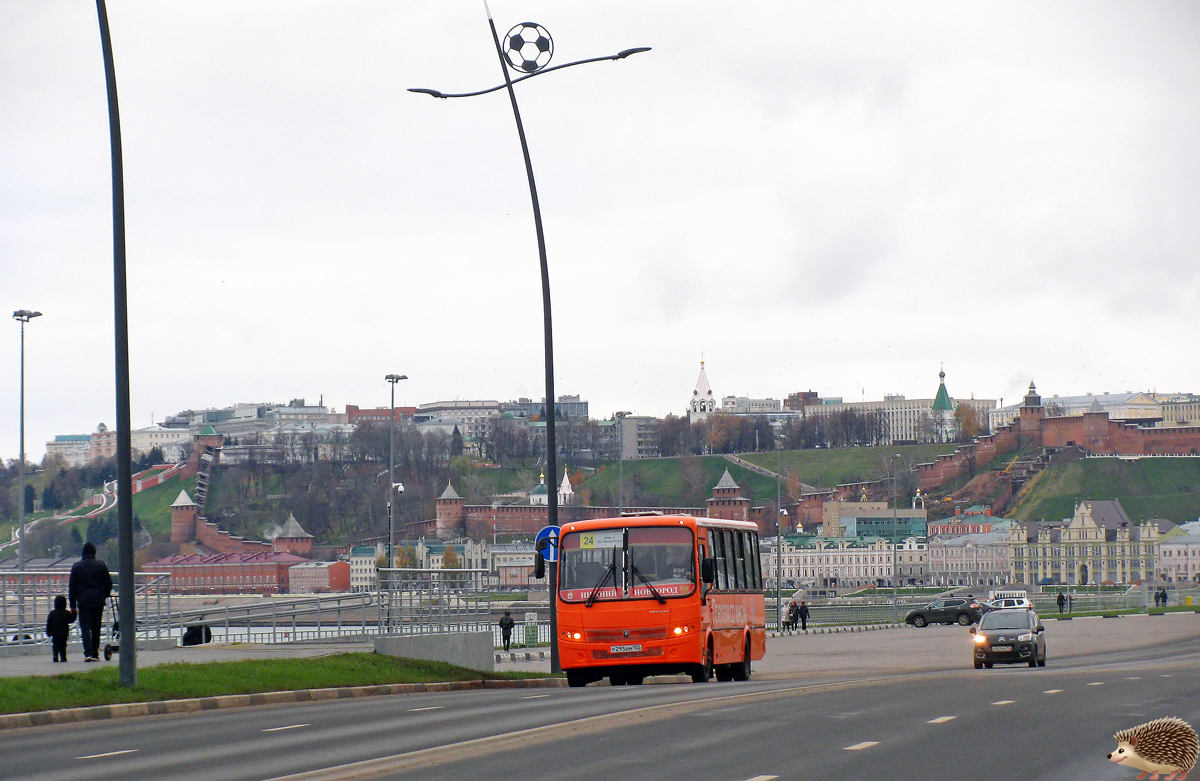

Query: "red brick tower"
<box><xmin>706</xmin><ymin>469</ymin><xmax>750</xmax><ymax>521</ymax></box>
<box><xmin>436</xmin><ymin>482</ymin><xmax>465</xmax><ymax>540</ymax></box>
<box><xmin>170</xmin><ymin>489</ymin><xmax>198</xmax><ymax>544</ymax></box>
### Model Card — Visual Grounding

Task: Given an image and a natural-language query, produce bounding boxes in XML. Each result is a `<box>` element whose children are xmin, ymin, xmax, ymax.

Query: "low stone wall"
<box><xmin>374</xmin><ymin>632</ymin><xmax>494</xmax><ymax>672</ymax></box>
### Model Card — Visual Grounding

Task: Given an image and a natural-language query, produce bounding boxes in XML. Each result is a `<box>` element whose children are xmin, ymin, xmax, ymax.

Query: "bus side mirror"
<box><xmin>701</xmin><ymin>558</ymin><xmax>715</xmax><ymax>584</ymax></box>
<box><xmin>534</xmin><ymin>552</ymin><xmax>545</xmax><ymax>580</ymax></box>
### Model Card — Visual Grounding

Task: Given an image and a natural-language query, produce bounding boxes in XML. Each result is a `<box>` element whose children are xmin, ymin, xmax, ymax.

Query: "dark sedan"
<box><xmin>970</xmin><ymin>608</ymin><xmax>1047</xmax><ymax>668</ymax></box>
<box><xmin>904</xmin><ymin>597</ymin><xmax>984</xmax><ymax>627</ymax></box>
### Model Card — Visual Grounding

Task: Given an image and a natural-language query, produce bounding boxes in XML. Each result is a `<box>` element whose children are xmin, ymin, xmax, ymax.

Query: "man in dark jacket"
<box><xmin>69</xmin><ymin>542</ymin><xmax>113</xmax><ymax>662</ymax></box>
<box><xmin>798</xmin><ymin>600</ymin><xmax>810</xmax><ymax>631</ymax></box>
<box><xmin>498</xmin><ymin>610</ymin><xmax>515</xmax><ymax>652</ymax></box>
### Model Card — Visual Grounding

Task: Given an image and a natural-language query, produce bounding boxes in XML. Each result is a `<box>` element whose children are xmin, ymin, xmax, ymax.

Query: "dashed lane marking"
<box><xmin>1160</xmin><ymin>674</ymin><xmax>1174</xmax><ymax>677</ymax></box>
<box><xmin>992</xmin><ymin>700</ymin><xmax>1015</xmax><ymax>706</ymax></box>
<box><xmin>78</xmin><ymin>750</ymin><xmax>138</xmax><ymax>760</ymax></box>
<box><xmin>1126</xmin><ymin>677</ymin><xmax>1141</xmax><ymax>680</ymax></box>
<box><xmin>1087</xmin><ymin>682</ymin><xmax>1105</xmax><ymax>686</ymax></box>
<box><xmin>263</xmin><ymin>724</ymin><xmax>310</xmax><ymax>732</ymax></box>
<box><xmin>844</xmin><ymin>742</ymin><xmax>880</xmax><ymax>751</ymax></box>
<box><xmin>928</xmin><ymin>716</ymin><xmax>956</xmax><ymax>724</ymax></box>
<box><xmin>1043</xmin><ymin>690</ymin><xmax>1063</xmax><ymax>694</ymax></box>
<box><xmin>521</xmin><ymin>695</ymin><xmax>550</xmax><ymax>699</ymax></box>
<box><xmin>742</xmin><ymin>776</ymin><xmax>779</xmax><ymax>781</ymax></box>
<box><xmin>407</xmin><ymin>706</ymin><xmax>444</xmax><ymax>712</ymax></box>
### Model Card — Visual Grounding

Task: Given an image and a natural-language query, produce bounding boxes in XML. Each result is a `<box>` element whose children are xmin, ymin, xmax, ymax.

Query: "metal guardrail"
<box><xmin>377</xmin><ymin>568</ymin><xmax>492</xmax><ymax>636</ymax></box>
<box><xmin>1</xmin><ymin>572</ymin><xmax>172</xmax><ymax>646</ymax></box>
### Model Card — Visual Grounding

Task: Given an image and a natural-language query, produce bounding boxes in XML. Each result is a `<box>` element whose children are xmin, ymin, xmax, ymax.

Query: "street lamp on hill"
<box><xmin>385</xmin><ymin>374</ymin><xmax>408</xmax><ymax>567</ymax></box>
<box><xmin>13</xmin><ymin>309</ymin><xmax>41</xmax><ymax>639</ymax></box>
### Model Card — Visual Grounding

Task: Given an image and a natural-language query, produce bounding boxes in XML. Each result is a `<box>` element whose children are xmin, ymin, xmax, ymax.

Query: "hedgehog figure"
<box><xmin>1108</xmin><ymin>717</ymin><xmax>1198</xmax><ymax>780</ymax></box>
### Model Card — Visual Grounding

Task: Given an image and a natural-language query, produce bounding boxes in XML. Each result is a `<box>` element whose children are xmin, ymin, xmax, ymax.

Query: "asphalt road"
<box><xmin>4</xmin><ymin>625</ymin><xmax>1198</xmax><ymax>781</ymax></box>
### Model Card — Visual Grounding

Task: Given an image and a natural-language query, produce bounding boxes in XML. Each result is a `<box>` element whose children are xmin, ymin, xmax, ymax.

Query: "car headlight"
<box><xmin>973</xmin><ymin>634</ymin><xmax>987</xmax><ymax>644</ymax></box>
<box><xmin>1017</xmin><ymin>632</ymin><xmax>1033</xmax><ymax>642</ymax></box>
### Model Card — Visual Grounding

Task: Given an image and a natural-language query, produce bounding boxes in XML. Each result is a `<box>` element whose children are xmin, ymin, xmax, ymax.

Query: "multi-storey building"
<box><xmin>349</xmin><ymin>545</ymin><xmax>382</xmax><ymax>592</ymax></box>
<box><xmin>820</xmin><ymin>501</ymin><xmax>928</xmax><ymax>541</ymax></box>
<box><xmin>289</xmin><ymin>560</ymin><xmax>351</xmax><ymax>593</ymax></box>
<box><xmin>801</xmin><ymin>370</ymin><xmax>995</xmax><ymax>444</ymax></box>
<box><xmin>762</xmin><ymin>536</ymin><xmax>894</xmax><ymax>590</ymax></box>
<box><xmin>1008</xmin><ymin>500</ymin><xmax>1165</xmax><ymax>586</ymax></box>
<box><xmin>895</xmin><ymin>537</ymin><xmax>928</xmax><ymax>586</ymax></box>
<box><xmin>1159</xmin><ymin>534</ymin><xmax>1200</xmax><ymax>583</ymax></box>
<box><xmin>143</xmin><ymin>551</ymin><xmax>307</xmax><ymax>595</ymax></box>
<box><xmin>45</xmin><ymin>434</ymin><xmax>92</xmax><ymax>467</ymax></box>
<box><xmin>928</xmin><ymin>532</ymin><xmax>1010</xmax><ymax>588</ymax></box>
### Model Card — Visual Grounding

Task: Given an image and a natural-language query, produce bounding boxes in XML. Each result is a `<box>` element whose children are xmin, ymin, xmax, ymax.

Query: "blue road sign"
<box><xmin>534</xmin><ymin>525</ymin><xmax>560</xmax><ymax>562</ymax></box>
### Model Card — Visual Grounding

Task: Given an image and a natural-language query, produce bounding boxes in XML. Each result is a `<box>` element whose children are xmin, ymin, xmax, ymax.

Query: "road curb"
<box><xmin>0</xmin><ymin>677</ymin><xmax>566</xmax><ymax>731</ymax></box>
<box><xmin>769</xmin><ymin>623</ymin><xmax>902</xmax><ymax>638</ymax></box>
<box><xmin>495</xmin><ymin>650</ymin><xmax>549</xmax><ymax>663</ymax></box>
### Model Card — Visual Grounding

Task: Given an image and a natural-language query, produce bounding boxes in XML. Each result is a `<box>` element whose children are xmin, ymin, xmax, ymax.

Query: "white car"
<box><xmin>985</xmin><ymin>597</ymin><xmax>1033</xmax><ymax>611</ymax></box>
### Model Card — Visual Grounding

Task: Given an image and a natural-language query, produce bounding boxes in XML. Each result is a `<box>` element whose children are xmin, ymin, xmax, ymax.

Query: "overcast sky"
<box><xmin>3</xmin><ymin>1</ymin><xmax>1199</xmax><ymax>462</ymax></box>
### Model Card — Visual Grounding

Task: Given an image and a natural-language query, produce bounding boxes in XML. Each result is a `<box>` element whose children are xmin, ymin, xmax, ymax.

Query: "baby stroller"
<box><xmin>102</xmin><ymin>594</ymin><xmax>120</xmax><ymax>661</ymax></box>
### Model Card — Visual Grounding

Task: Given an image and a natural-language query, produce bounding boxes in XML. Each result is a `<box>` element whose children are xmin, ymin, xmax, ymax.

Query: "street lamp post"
<box><xmin>614</xmin><ymin>411</ymin><xmax>631</xmax><ymax>513</ymax></box>
<box><xmin>411</xmin><ymin>17</ymin><xmax>647</xmax><ymax>676</ymax></box>
<box><xmin>892</xmin><ymin>453</ymin><xmax>901</xmax><ymax>622</ymax></box>
<box><xmin>385</xmin><ymin>374</ymin><xmax>407</xmax><ymax>568</ymax></box>
<box><xmin>13</xmin><ymin>309</ymin><xmax>42</xmax><ymax>639</ymax></box>
<box><xmin>94</xmin><ymin>0</ymin><xmax>137</xmax><ymax>689</ymax></box>
<box><xmin>776</xmin><ymin>443</ymin><xmax>783</xmax><ymax>628</ymax></box>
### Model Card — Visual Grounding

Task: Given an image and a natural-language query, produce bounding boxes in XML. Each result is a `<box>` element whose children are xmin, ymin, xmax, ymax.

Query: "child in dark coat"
<box><xmin>46</xmin><ymin>595</ymin><xmax>76</xmax><ymax>663</ymax></box>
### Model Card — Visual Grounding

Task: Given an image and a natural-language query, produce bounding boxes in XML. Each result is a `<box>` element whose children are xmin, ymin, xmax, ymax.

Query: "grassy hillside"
<box><xmin>740</xmin><ymin>443</ymin><xmax>958</xmax><ymax>489</ymax></box>
<box><xmin>580</xmin><ymin>456</ymin><xmax>783</xmax><ymax>508</ymax></box>
<box><xmin>131</xmin><ymin>474</ymin><xmax>198</xmax><ymax>538</ymax></box>
<box><xmin>1008</xmin><ymin>458</ymin><xmax>1200</xmax><ymax>524</ymax></box>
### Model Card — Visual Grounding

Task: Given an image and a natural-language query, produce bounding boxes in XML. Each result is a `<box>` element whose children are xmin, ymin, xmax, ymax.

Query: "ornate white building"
<box><xmin>688</xmin><ymin>361</ymin><xmax>716</xmax><ymax>421</ymax></box>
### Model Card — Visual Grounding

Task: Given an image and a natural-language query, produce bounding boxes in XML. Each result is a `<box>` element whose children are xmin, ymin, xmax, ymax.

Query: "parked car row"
<box><xmin>903</xmin><ymin>594</ymin><xmax>1033</xmax><ymax>627</ymax></box>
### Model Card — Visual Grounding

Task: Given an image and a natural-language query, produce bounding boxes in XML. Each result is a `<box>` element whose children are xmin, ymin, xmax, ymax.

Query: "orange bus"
<box><xmin>550</xmin><ymin>514</ymin><xmax>765</xmax><ymax>687</ymax></box>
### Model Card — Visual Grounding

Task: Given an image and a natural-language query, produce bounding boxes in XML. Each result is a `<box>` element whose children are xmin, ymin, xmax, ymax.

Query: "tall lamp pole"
<box><xmin>385</xmin><ymin>374</ymin><xmax>407</xmax><ymax>567</ymax></box>
<box><xmin>892</xmin><ymin>453</ymin><xmax>901</xmax><ymax>622</ymax></box>
<box><xmin>13</xmin><ymin>309</ymin><xmax>42</xmax><ymax>639</ymax></box>
<box><xmin>775</xmin><ymin>443</ymin><xmax>783</xmax><ymax>628</ymax></box>
<box><xmin>615</xmin><ymin>411</ymin><xmax>630</xmax><ymax>513</ymax></box>
<box><xmin>94</xmin><ymin>0</ymin><xmax>136</xmax><ymax>687</ymax></box>
<box><xmin>411</xmin><ymin>14</ymin><xmax>648</xmax><ymax>676</ymax></box>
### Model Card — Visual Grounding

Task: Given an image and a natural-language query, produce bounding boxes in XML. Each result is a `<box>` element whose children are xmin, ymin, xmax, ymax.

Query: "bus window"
<box><xmin>627</xmin><ymin>526</ymin><xmax>695</xmax><ymax>595</ymax></box>
<box><xmin>711</xmin><ymin>530</ymin><xmax>728</xmax><ymax>591</ymax></box>
<box><xmin>749</xmin><ymin>534</ymin><xmax>762</xmax><ymax>589</ymax></box>
<box><xmin>724</xmin><ymin>532</ymin><xmax>744</xmax><ymax>592</ymax></box>
<box><xmin>559</xmin><ymin>528</ymin><xmax>624</xmax><ymax>601</ymax></box>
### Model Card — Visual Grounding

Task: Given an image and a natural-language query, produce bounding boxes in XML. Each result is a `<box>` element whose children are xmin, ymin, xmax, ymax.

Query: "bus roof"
<box><xmin>561</xmin><ymin>515</ymin><xmax>760</xmax><ymax>534</ymax></box>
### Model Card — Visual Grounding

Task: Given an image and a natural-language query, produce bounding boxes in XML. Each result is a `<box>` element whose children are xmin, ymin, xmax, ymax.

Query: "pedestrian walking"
<box><xmin>45</xmin><ymin>594</ymin><xmax>75</xmax><ymax>663</ymax></box>
<box><xmin>69</xmin><ymin>542</ymin><xmax>113</xmax><ymax>662</ymax></box>
<box><xmin>498</xmin><ymin>610</ymin><xmax>515</xmax><ymax>652</ymax></box>
<box><xmin>785</xmin><ymin>600</ymin><xmax>799</xmax><ymax>632</ymax></box>
<box><xmin>1057</xmin><ymin>592</ymin><xmax>1065</xmax><ymax>614</ymax></box>
<box><xmin>798</xmin><ymin>600</ymin><xmax>810</xmax><ymax>631</ymax></box>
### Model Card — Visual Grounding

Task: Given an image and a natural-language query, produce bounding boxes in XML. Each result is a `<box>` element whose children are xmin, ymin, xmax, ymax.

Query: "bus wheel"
<box><xmin>609</xmin><ymin>672</ymin><xmax>628</xmax><ymax>686</ymax></box>
<box><xmin>566</xmin><ymin>670</ymin><xmax>589</xmax><ymax>688</ymax></box>
<box><xmin>715</xmin><ymin>665</ymin><xmax>733</xmax><ymax>682</ymax></box>
<box><xmin>690</xmin><ymin>642</ymin><xmax>713</xmax><ymax>683</ymax></box>
<box><xmin>731</xmin><ymin>638</ymin><xmax>751</xmax><ymax>682</ymax></box>
<box><xmin>626</xmin><ymin>674</ymin><xmax>644</xmax><ymax>685</ymax></box>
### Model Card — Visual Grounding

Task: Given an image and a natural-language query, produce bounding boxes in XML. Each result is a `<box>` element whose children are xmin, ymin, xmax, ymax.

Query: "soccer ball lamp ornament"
<box><xmin>504</xmin><ymin>23</ymin><xmax>553</xmax><ymax>73</ymax></box>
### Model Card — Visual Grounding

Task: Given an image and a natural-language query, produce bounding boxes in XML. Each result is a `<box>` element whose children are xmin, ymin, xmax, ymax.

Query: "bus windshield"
<box><xmin>559</xmin><ymin>526</ymin><xmax>695</xmax><ymax>603</ymax></box>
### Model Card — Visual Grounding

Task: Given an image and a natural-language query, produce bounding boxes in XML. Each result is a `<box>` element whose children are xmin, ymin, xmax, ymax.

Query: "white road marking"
<box><xmin>1160</xmin><ymin>674</ymin><xmax>1174</xmax><ymax>678</ymax></box>
<box><xmin>520</xmin><ymin>694</ymin><xmax>550</xmax><ymax>699</ymax></box>
<box><xmin>928</xmin><ymin>716</ymin><xmax>956</xmax><ymax>724</ymax></box>
<box><xmin>1087</xmin><ymin>682</ymin><xmax>1104</xmax><ymax>686</ymax></box>
<box><xmin>1126</xmin><ymin>677</ymin><xmax>1141</xmax><ymax>680</ymax></box>
<box><xmin>742</xmin><ymin>776</ymin><xmax>779</xmax><ymax>781</ymax></box>
<box><xmin>78</xmin><ymin>750</ymin><xmax>138</xmax><ymax>760</ymax></box>
<box><xmin>407</xmin><ymin>706</ymin><xmax>444</xmax><ymax>712</ymax></box>
<box><xmin>844</xmin><ymin>742</ymin><xmax>880</xmax><ymax>750</ymax></box>
<box><xmin>262</xmin><ymin>724</ymin><xmax>310</xmax><ymax>732</ymax></box>
<box><xmin>1043</xmin><ymin>689</ymin><xmax>1063</xmax><ymax>694</ymax></box>
<box><xmin>992</xmin><ymin>700</ymin><xmax>1015</xmax><ymax>705</ymax></box>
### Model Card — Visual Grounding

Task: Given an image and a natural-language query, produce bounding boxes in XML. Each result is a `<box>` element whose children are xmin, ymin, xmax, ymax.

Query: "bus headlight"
<box><xmin>673</xmin><ymin>626</ymin><xmax>690</xmax><ymax>635</ymax></box>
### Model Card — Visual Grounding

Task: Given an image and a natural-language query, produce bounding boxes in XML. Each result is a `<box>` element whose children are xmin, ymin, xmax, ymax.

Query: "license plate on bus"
<box><xmin>991</xmin><ymin>645</ymin><xmax>1012</xmax><ymax>653</ymax></box>
<box><xmin>610</xmin><ymin>644</ymin><xmax>642</xmax><ymax>654</ymax></box>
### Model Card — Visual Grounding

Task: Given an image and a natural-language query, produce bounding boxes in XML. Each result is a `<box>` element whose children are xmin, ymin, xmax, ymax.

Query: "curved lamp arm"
<box><xmin>409</xmin><ymin>47</ymin><xmax>650</xmax><ymax>99</ymax></box>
